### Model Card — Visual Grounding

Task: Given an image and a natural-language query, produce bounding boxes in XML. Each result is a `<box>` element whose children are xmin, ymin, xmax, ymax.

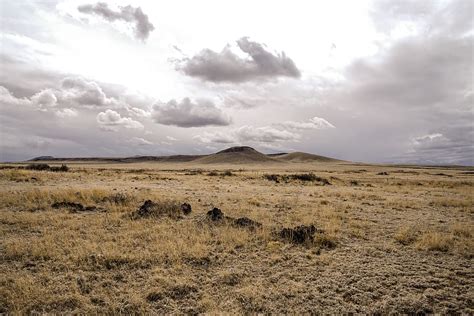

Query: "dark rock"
<box><xmin>377</xmin><ymin>172</ymin><xmax>389</xmax><ymax>175</ymax></box>
<box><xmin>279</xmin><ymin>225</ymin><xmax>317</xmax><ymax>244</ymax></box>
<box><xmin>136</xmin><ymin>200</ymin><xmax>157</xmax><ymax>217</ymax></box>
<box><xmin>233</xmin><ymin>217</ymin><xmax>262</xmax><ymax>230</ymax></box>
<box><xmin>180</xmin><ymin>203</ymin><xmax>192</xmax><ymax>215</ymax></box>
<box><xmin>207</xmin><ymin>207</ymin><xmax>224</xmax><ymax>221</ymax></box>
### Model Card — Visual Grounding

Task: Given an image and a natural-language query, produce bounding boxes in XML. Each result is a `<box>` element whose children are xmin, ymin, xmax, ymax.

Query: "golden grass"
<box><xmin>0</xmin><ymin>162</ymin><xmax>473</xmax><ymax>313</ymax></box>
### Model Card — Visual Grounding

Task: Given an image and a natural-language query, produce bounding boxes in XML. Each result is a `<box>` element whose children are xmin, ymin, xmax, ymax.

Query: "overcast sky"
<box><xmin>0</xmin><ymin>0</ymin><xmax>472</xmax><ymax>164</ymax></box>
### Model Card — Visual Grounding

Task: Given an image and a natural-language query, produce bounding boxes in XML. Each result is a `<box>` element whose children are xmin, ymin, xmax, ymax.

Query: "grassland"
<box><xmin>0</xmin><ymin>161</ymin><xmax>473</xmax><ymax>313</ymax></box>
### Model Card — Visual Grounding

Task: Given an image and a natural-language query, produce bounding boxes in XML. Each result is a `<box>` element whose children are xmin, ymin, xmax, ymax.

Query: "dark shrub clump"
<box><xmin>26</xmin><ymin>163</ymin><xmax>69</xmax><ymax>172</ymax></box>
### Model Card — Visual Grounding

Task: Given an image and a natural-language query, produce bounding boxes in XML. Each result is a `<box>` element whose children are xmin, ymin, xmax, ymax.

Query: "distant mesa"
<box><xmin>29</xmin><ymin>156</ymin><xmax>55</xmax><ymax>161</ymax></box>
<box><xmin>26</xmin><ymin>146</ymin><xmax>340</xmax><ymax>164</ymax></box>
<box><xmin>217</xmin><ymin>146</ymin><xmax>257</xmax><ymax>153</ymax></box>
<box><xmin>194</xmin><ymin>146</ymin><xmax>278</xmax><ymax>164</ymax></box>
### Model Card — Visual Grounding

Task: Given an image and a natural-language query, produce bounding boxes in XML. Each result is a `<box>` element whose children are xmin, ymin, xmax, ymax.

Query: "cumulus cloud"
<box><xmin>78</xmin><ymin>2</ymin><xmax>155</xmax><ymax>40</ymax></box>
<box><xmin>31</xmin><ymin>89</ymin><xmax>57</xmax><ymax>108</ymax></box>
<box><xmin>277</xmin><ymin>116</ymin><xmax>335</xmax><ymax>130</ymax></box>
<box><xmin>152</xmin><ymin>98</ymin><xmax>231</xmax><ymax>127</ymax></box>
<box><xmin>96</xmin><ymin>109</ymin><xmax>144</xmax><ymax>131</ymax></box>
<box><xmin>60</xmin><ymin>77</ymin><xmax>113</xmax><ymax>106</ymax></box>
<box><xmin>177</xmin><ymin>37</ymin><xmax>301</xmax><ymax>83</ymax></box>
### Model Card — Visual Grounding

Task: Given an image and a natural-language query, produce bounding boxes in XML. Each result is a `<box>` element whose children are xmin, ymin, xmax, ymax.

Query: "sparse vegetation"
<box><xmin>0</xmin><ymin>162</ymin><xmax>472</xmax><ymax>313</ymax></box>
<box><xmin>25</xmin><ymin>163</ymin><xmax>69</xmax><ymax>172</ymax></box>
<box><xmin>263</xmin><ymin>173</ymin><xmax>331</xmax><ymax>185</ymax></box>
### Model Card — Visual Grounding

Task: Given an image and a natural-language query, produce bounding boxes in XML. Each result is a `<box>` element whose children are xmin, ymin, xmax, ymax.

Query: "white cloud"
<box><xmin>128</xmin><ymin>137</ymin><xmax>153</xmax><ymax>145</ymax></box>
<box><xmin>277</xmin><ymin>116</ymin><xmax>335</xmax><ymax>130</ymax></box>
<box><xmin>96</xmin><ymin>109</ymin><xmax>144</xmax><ymax>131</ymax></box>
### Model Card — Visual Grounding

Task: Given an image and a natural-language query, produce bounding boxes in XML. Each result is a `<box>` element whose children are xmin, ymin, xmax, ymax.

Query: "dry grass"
<box><xmin>0</xmin><ymin>162</ymin><xmax>473</xmax><ymax>313</ymax></box>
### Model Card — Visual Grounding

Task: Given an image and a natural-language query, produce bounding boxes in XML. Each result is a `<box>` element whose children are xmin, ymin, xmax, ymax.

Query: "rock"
<box><xmin>180</xmin><ymin>203</ymin><xmax>192</xmax><ymax>215</ymax></box>
<box><xmin>233</xmin><ymin>217</ymin><xmax>262</xmax><ymax>230</ymax></box>
<box><xmin>207</xmin><ymin>207</ymin><xmax>224</xmax><ymax>221</ymax></box>
<box><xmin>279</xmin><ymin>225</ymin><xmax>317</xmax><ymax>244</ymax></box>
<box><xmin>136</xmin><ymin>200</ymin><xmax>157</xmax><ymax>217</ymax></box>
<box><xmin>133</xmin><ymin>200</ymin><xmax>191</xmax><ymax>219</ymax></box>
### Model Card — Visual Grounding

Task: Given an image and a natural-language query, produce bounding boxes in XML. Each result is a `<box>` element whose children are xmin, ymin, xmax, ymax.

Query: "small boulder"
<box><xmin>207</xmin><ymin>207</ymin><xmax>224</xmax><ymax>221</ymax></box>
<box><xmin>180</xmin><ymin>203</ymin><xmax>192</xmax><ymax>215</ymax></box>
<box><xmin>136</xmin><ymin>200</ymin><xmax>157</xmax><ymax>217</ymax></box>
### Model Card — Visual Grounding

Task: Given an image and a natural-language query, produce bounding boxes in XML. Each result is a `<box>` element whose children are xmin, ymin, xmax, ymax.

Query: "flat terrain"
<box><xmin>0</xmin><ymin>161</ymin><xmax>473</xmax><ymax>313</ymax></box>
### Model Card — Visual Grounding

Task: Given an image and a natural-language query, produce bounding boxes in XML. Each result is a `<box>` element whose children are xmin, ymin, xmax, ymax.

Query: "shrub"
<box><xmin>50</xmin><ymin>164</ymin><xmax>69</xmax><ymax>172</ymax></box>
<box><xmin>26</xmin><ymin>163</ymin><xmax>51</xmax><ymax>171</ymax></box>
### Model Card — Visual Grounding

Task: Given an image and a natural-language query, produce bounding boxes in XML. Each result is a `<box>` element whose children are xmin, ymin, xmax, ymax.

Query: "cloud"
<box><xmin>55</xmin><ymin>108</ymin><xmax>78</xmax><ymax>118</ymax></box>
<box><xmin>194</xmin><ymin>125</ymin><xmax>300</xmax><ymax>145</ymax></box>
<box><xmin>128</xmin><ymin>137</ymin><xmax>153</xmax><ymax>145</ymax></box>
<box><xmin>0</xmin><ymin>86</ymin><xmax>30</xmax><ymax>106</ymax></box>
<box><xmin>177</xmin><ymin>37</ymin><xmax>301</xmax><ymax>83</ymax></box>
<box><xmin>96</xmin><ymin>109</ymin><xmax>144</xmax><ymax>131</ymax></box>
<box><xmin>371</xmin><ymin>0</ymin><xmax>473</xmax><ymax>37</ymax></box>
<box><xmin>277</xmin><ymin>116</ymin><xmax>335</xmax><ymax>130</ymax></box>
<box><xmin>60</xmin><ymin>77</ymin><xmax>114</xmax><ymax>106</ymax></box>
<box><xmin>412</xmin><ymin>133</ymin><xmax>445</xmax><ymax>145</ymax></box>
<box><xmin>31</xmin><ymin>89</ymin><xmax>57</xmax><ymax>108</ymax></box>
<box><xmin>152</xmin><ymin>98</ymin><xmax>231</xmax><ymax>127</ymax></box>
<box><xmin>78</xmin><ymin>2</ymin><xmax>155</xmax><ymax>40</ymax></box>
<box><xmin>193</xmin><ymin>131</ymin><xmax>237</xmax><ymax>144</ymax></box>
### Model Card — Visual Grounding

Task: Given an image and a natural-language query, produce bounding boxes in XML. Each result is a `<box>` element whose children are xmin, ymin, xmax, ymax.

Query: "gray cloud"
<box><xmin>152</xmin><ymin>98</ymin><xmax>231</xmax><ymax>127</ymax></box>
<box><xmin>194</xmin><ymin>125</ymin><xmax>300</xmax><ymax>145</ymax></box>
<box><xmin>177</xmin><ymin>37</ymin><xmax>301</xmax><ymax>83</ymax></box>
<box><xmin>316</xmin><ymin>0</ymin><xmax>474</xmax><ymax>165</ymax></box>
<box><xmin>78</xmin><ymin>2</ymin><xmax>155</xmax><ymax>40</ymax></box>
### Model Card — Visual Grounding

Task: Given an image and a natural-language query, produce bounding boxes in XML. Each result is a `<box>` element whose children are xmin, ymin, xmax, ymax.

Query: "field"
<box><xmin>1</xmin><ymin>161</ymin><xmax>473</xmax><ymax>313</ymax></box>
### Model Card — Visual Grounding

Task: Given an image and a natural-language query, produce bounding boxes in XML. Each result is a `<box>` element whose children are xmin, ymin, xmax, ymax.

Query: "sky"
<box><xmin>0</xmin><ymin>0</ymin><xmax>472</xmax><ymax>164</ymax></box>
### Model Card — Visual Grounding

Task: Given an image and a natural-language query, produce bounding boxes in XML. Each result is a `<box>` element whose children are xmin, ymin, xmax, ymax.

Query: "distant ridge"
<box><xmin>27</xmin><ymin>146</ymin><xmax>339</xmax><ymax>164</ymax></box>
<box><xmin>273</xmin><ymin>152</ymin><xmax>339</xmax><ymax>162</ymax></box>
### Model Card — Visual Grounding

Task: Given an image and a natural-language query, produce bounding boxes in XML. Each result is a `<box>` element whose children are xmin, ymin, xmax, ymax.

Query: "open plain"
<box><xmin>0</xmin><ymin>150</ymin><xmax>473</xmax><ymax>314</ymax></box>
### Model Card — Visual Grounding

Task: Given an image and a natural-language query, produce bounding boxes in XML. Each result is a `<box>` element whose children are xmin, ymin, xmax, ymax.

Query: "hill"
<box><xmin>193</xmin><ymin>146</ymin><xmax>279</xmax><ymax>164</ymax></box>
<box><xmin>272</xmin><ymin>152</ymin><xmax>339</xmax><ymax>163</ymax></box>
<box><xmin>27</xmin><ymin>147</ymin><xmax>339</xmax><ymax>164</ymax></box>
